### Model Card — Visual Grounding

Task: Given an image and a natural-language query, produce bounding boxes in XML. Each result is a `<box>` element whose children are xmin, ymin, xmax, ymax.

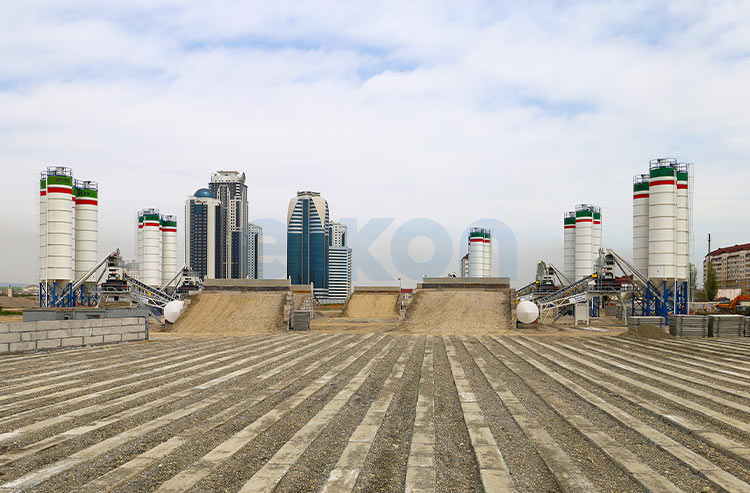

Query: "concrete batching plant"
<box><xmin>562</xmin><ymin>204</ymin><xmax>603</xmax><ymax>283</ymax></box>
<box><xmin>136</xmin><ymin>209</ymin><xmax>178</xmax><ymax>287</ymax></box>
<box><xmin>39</xmin><ymin>166</ymin><xmax>99</xmax><ymax>307</ymax></box>
<box><xmin>631</xmin><ymin>158</ymin><xmax>692</xmax><ymax>318</ymax></box>
<box><xmin>466</xmin><ymin>227</ymin><xmax>492</xmax><ymax>277</ymax></box>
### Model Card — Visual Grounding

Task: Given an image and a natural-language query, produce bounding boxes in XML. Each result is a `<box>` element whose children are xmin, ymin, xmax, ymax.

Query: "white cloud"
<box><xmin>0</xmin><ymin>1</ymin><xmax>748</xmax><ymax>286</ymax></box>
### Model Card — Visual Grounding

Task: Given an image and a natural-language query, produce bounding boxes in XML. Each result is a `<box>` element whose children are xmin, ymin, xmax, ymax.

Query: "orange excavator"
<box><xmin>717</xmin><ymin>295</ymin><xmax>750</xmax><ymax>315</ymax></box>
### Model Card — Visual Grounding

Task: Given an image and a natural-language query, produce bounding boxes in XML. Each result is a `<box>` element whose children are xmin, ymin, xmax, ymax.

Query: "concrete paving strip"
<box><xmin>541</xmin><ymin>339</ymin><xmax>750</xmax><ymax>436</ymax></box>
<box><xmin>0</xmin><ymin>334</ymin><xmax>315</xmax><ymax>429</ymax></box>
<box><xmin>320</xmin><ymin>338</ymin><xmax>416</xmax><ymax>493</ymax></box>
<box><xmin>488</xmin><ymin>338</ymin><xmax>685</xmax><ymax>493</ymax></box>
<box><xmin>2</xmin><ymin>337</ymin><xmax>245</xmax><ymax>391</ymax></box>
<box><xmin>237</xmin><ymin>338</ymin><xmax>407</xmax><ymax>492</ymax></box>
<box><xmin>649</xmin><ymin>339</ymin><xmax>750</xmax><ymax>365</ymax></box>
<box><xmin>522</xmin><ymin>339</ymin><xmax>750</xmax><ymax>470</ymax></box>
<box><xmin>154</xmin><ymin>335</ymin><xmax>390</xmax><ymax>492</ymax></box>
<box><xmin>443</xmin><ymin>338</ymin><xmax>515</xmax><ymax>492</ymax></box>
<box><xmin>587</xmin><ymin>338</ymin><xmax>750</xmax><ymax>388</ymax></box>
<box><xmin>0</xmin><ymin>335</ymin><xmax>350</xmax><ymax>464</ymax></box>
<box><xmin>581</xmin><ymin>339</ymin><xmax>750</xmax><ymax>400</ymax></box>
<box><xmin>494</xmin><ymin>337</ymin><xmax>750</xmax><ymax>493</ymax></box>
<box><xmin>405</xmin><ymin>337</ymin><xmax>435</xmax><ymax>493</ymax></box>
<box><xmin>463</xmin><ymin>337</ymin><xmax>597</xmax><ymax>493</ymax></box>
<box><xmin>70</xmin><ymin>336</ymin><xmax>377</xmax><ymax>493</ymax></box>
<box><xmin>0</xmin><ymin>394</ymin><xmax>229</xmax><ymax>491</ymax></box>
<box><xmin>0</xmin><ymin>334</ymin><xmax>317</xmax><ymax>438</ymax></box>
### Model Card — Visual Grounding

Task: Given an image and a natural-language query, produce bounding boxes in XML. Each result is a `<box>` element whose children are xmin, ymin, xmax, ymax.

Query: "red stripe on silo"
<box><xmin>594</xmin><ymin>221</ymin><xmax>601</xmax><ymax>224</ymax></box>
<box><xmin>649</xmin><ymin>179</ymin><xmax>675</xmax><ymax>187</ymax></box>
<box><xmin>564</xmin><ymin>225</ymin><xmax>575</xmax><ymax>229</ymax></box>
<box><xmin>162</xmin><ymin>228</ymin><xmax>177</xmax><ymax>232</ymax></box>
<box><xmin>633</xmin><ymin>193</ymin><xmax>649</xmax><ymax>199</ymax></box>
<box><xmin>47</xmin><ymin>186</ymin><xmax>73</xmax><ymax>194</ymax></box>
<box><xmin>76</xmin><ymin>199</ymin><xmax>98</xmax><ymax>206</ymax></box>
<box><xmin>138</xmin><ymin>224</ymin><xmax>143</xmax><ymax>229</ymax></box>
<box><xmin>40</xmin><ymin>191</ymin><xmax>46</xmax><ymax>196</ymax></box>
<box><xmin>677</xmin><ymin>184</ymin><xmax>688</xmax><ymax>189</ymax></box>
<box><xmin>576</xmin><ymin>218</ymin><xmax>593</xmax><ymax>223</ymax></box>
<box><xmin>469</xmin><ymin>238</ymin><xmax>484</xmax><ymax>243</ymax></box>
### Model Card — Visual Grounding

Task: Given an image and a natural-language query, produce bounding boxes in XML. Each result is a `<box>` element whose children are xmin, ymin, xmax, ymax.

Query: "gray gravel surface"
<box><xmin>1</xmin><ymin>333</ymin><xmax>749</xmax><ymax>492</ymax></box>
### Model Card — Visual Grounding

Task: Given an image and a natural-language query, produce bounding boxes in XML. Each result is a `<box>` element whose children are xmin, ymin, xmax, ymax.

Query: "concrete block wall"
<box><xmin>0</xmin><ymin>317</ymin><xmax>148</xmax><ymax>354</ymax></box>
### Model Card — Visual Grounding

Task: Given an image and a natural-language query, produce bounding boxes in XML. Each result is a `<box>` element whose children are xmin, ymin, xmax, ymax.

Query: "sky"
<box><xmin>1</xmin><ymin>1</ymin><xmax>749</xmax><ymax>287</ymax></box>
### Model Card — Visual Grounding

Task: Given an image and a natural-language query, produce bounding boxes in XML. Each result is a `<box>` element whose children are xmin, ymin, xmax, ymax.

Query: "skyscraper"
<box><xmin>248</xmin><ymin>223</ymin><xmax>263</xmax><ymax>280</ymax></box>
<box><xmin>185</xmin><ymin>188</ymin><xmax>221</xmax><ymax>279</ymax></box>
<box><xmin>328</xmin><ymin>221</ymin><xmax>352</xmax><ymax>302</ymax></box>
<box><xmin>287</xmin><ymin>191</ymin><xmax>329</xmax><ymax>296</ymax></box>
<box><xmin>209</xmin><ymin>171</ymin><xmax>248</xmax><ymax>279</ymax></box>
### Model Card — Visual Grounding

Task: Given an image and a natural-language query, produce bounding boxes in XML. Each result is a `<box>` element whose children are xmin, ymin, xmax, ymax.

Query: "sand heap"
<box><xmin>342</xmin><ymin>292</ymin><xmax>400</xmax><ymax>319</ymax></box>
<box><xmin>170</xmin><ymin>291</ymin><xmax>286</xmax><ymax>335</ymax></box>
<box><xmin>398</xmin><ymin>289</ymin><xmax>513</xmax><ymax>335</ymax></box>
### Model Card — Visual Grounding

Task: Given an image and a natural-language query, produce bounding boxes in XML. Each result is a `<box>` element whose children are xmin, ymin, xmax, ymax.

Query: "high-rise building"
<box><xmin>287</xmin><ymin>191</ymin><xmax>329</xmax><ymax>297</ymax></box>
<box><xmin>209</xmin><ymin>171</ymin><xmax>248</xmax><ymax>279</ymax></box>
<box><xmin>248</xmin><ymin>223</ymin><xmax>263</xmax><ymax>280</ymax></box>
<box><xmin>185</xmin><ymin>188</ymin><xmax>222</xmax><ymax>280</ymax></box>
<box><xmin>328</xmin><ymin>221</ymin><xmax>352</xmax><ymax>301</ymax></box>
<box><xmin>704</xmin><ymin>243</ymin><xmax>750</xmax><ymax>292</ymax></box>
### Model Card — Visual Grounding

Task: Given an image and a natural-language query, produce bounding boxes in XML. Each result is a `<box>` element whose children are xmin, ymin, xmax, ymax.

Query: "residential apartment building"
<box><xmin>248</xmin><ymin>223</ymin><xmax>263</xmax><ymax>280</ymax></box>
<box><xmin>704</xmin><ymin>243</ymin><xmax>750</xmax><ymax>292</ymax></box>
<box><xmin>328</xmin><ymin>221</ymin><xmax>352</xmax><ymax>302</ymax></box>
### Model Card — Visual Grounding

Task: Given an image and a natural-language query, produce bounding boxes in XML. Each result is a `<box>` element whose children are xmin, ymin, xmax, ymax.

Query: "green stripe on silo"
<box><xmin>594</xmin><ymin>212</ymin><xmax>601</xmax><ymax>219</ymax></box>
<box><xmin>469</xmin><ymin>232</ymin><xmax>484</xmax><ymax>239</ymax></box>
<box><xmin>576</xmin><ymin>210</ymin><xmax>593</xmax><ymax>217</ymax></box>
<box><xmin>76</xmin><ymin>188</ymin><xmax>98</xmax><ymax>198</ymax></box>
<box><xmin>677</xmin><ymin>171</ymin><xmax>688</xmax><ymax>181</ymax></box>
<box><xmin>47</xmin><ymin>175</ymin><xmax>73</xmax><ymax>186</ymax></box>
<box><xmin>40</xmin><ymin>179</ymin><xmax>46</xmax><ymax>189</ymax></box>
<box><xmin>143</xmin><ymin>213</ymin><xmax>160</xmax><ymax>221</ymax></box>
<box><xmin>650</xmin><ymin>167</ymin><xmax>675</xmax><ymax>178</ymax></box>
<box><xmin>161</xmin><ymin>220</ymin><xmax>177</xmax><ymax>227</ymax></box>
<box><xmin>633</xmin><ymin>182</ymin><xmax>649</xmax><ymax>192</ymax></box>
<box><xmin>564</xmin><ymin>217</ymin><xmax>576</xmax><ymax>225</ymax></box>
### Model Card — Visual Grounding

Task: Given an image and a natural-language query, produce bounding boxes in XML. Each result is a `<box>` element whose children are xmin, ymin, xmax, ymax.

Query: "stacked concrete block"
<box><xmin>708</xmin><ymin>315</ymin><xmax>745</xmax><ymax>338</ymax></box>
<box><xmin>0</xmin><ymin>317</ymin><xmax>147</xmax><ymax>354</ymax></box>
<box><xmin>668</xmin><ymin>315</ymin><xmax>710</xmax><ymax>337</ymax></box>
<box><xmin>628</xmin><ymin>316</ymin><xmax>665</xmax><ymax>330</ymax></box>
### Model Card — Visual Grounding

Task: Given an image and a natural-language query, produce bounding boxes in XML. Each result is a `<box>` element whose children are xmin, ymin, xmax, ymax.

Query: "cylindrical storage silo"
<box><xmin>74</xmin><ymin>180</ymin><xmax>98</xmax><ymax>280</ymax></box>
<box><xmin>648</xmin><ymin>159</ymin><xmax>677</xmax><ymax>281</ymax></box>
<box><xmin>137</xmin><ymin>212</ymin><xmax>144</xmax><ymax>279</ymax></box>
<box><xmin>483</xmin><ymin>230</ymin><xmax>492</xmax><ymax>277</ymax></box>
<box><xmin>632</xmin><ymin>174</ymin><xmax>650</xmax><ymax>276</ymax></box>
<box><xmin>574</xmin><ymin>205</ymin><xmax>594</xmax><ymax>280</ymax></box>
<box><xmin>39</xmin><ymin>172</ymin><xmax>47</xmax><ymax>282</ymax></box>
<box><xmin>141</xmin><ymin>208</ymin><xmax>162</xmax><ymax>286</ymax></box>
<box><xmin>468</xmin><ymin>228</ymin><xmax>484</xmax><ymax>278</ymax></box>
<box><xmin>161</xmin><ymin>214</ymin><xmax>178</xmax><ymax>285</ymax></box>
<box><xmin>676</xmin><ymin>165</ymin><xmax>689</xmax><ymax>280</ymax></box>
<box><xmin>563</xmin><ymin>212</ymin><xmax>576</xmax><ymax>283</ymax></box>
<box><xmin>592</xmin><ymin>207</ymin><xmax>602</xmax><ymax>268</ymax></box>
<box><xmin>45</xmin><ymin>167</ymin><xmax>74</xmax><ymax>283</ymax></box>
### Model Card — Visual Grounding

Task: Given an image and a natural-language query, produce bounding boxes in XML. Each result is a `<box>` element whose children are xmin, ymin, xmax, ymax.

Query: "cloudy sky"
<box><xmin>1</xmin><ymin>1</ymin><xmax>748</xmax><ymax>287</ymax></box>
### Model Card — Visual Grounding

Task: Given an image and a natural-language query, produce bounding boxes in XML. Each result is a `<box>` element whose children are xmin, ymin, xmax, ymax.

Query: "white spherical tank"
<box><xmin>483</xmin><ymin>231</ymin><xmax>492</xmax><ymax>277</ymax></box>
<box><xmin>141</xmin><ymin>208</ymin><xmax>162</xmax><ymax>286</ymax></box>
<box><xmin>164</xmin><ymin>300</ymin><xmax>185</xmax><ymax>324</ymax></box>
<box><xmin>74</xmin><ymin>180</ymin><xmax>98</xmax><ymax>280</ymax></box>
<box><xmin>632</xmin><ymin>174</ymin><xmax>650</xmax><ymax>276</ymax></box>
<box><xmin>517</xmin><ymin>300</ymin><xmax>539</xmax><ymax>324</ymax></box>
<box><xmin>468</xmin><ymin>228</ymin><xmax>484</xmax><ymax>278</ymax></box>
<box><xmin>676</xmin><ymin>166</ymin><xmax>689</xmax><ymax>280</ymax></box>
<box><xmin>592</xmin><ymin>207</ymin><xmax>602</xmax><ymax>267</ymax></box>
<box><xmin>563</xmin><ymin>212</ymin><xmax>576</xmax><ymax>283</ymax></box>
<box><xmin>39</xmin><ymin>172</ymin><xmax>47</xmax><ymax>282</ymax></box>
<box><xmin>45</xmin><ymin>167</ymin><xmax>74</xmax><ymax>282</ymax></box>
<box><xmin>161</xmin><ymin>214</ymin><xmax>178</xmax><ymax>285</ymax></box>
<box><xmin>648</xmin><ymin>160</ymin><xmax>677</xmax><ymax>281</ymax></box>
<box><xmin>574</xmin><ymin>205</ymin><xmax>594</xmax><ymax>280</ymax></box>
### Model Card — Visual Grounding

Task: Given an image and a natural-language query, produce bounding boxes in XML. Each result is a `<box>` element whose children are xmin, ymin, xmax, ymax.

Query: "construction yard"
<box><xmin>1</xmin><ymin>332</ymin><xmax>750</xmax><ymax>492</ymax></box>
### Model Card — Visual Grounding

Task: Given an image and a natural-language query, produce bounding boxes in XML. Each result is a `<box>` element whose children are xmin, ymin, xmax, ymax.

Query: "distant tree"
<box><xmin>689</xmin><ymin>263</ymin><xmax>697</xmax><ymax>294</ymax></box>
<box><xmin>705</xmin><ymin>262</ymin><xmax>718</xmax><ymax>301</ymax></box>
<box><xmin>694</xmin><ymin>289</ymin><xmax>708</xmax><ymax>302</ymax></box>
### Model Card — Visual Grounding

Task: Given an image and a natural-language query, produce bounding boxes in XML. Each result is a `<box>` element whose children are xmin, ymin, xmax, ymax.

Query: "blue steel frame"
<box><xmin>39</xmin><ymin>282</ymin><xmax>98</xmax><ymax>308</ymax></box>
<box><xmin>589</xmin><ymin>296</ymin><xmax>600</xmax><ymax>318</ymax></box>
<box><xmin>631</xmin><ymin>280</ymin><xmax>688</xmax><ymax>323</ymax></box>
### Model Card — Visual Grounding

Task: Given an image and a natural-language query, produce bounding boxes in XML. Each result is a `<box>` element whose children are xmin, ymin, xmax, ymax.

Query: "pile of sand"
<box><xmin>342</xmin><ymin>293</ymin><xmax>400</xmax><ymax>319</ymax></box>
<box><xmin>618</xmin><ymin>324</ymin><xmax>673</xmax><ymax>340</ymax></box>
<box><xmin>170</xmin><ymin>291</ymin><xmax>286</xmax><ymax>335</ymax></box>
<box><xmin>398</xmin><ymin>289</ymin><xmax>513</xmax><ymax>335</ymax></box>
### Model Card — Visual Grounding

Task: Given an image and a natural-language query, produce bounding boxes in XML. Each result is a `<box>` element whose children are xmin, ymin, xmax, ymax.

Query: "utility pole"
<box><xmin>708</xmin><ymin>233</ymin><xmax>711</xmax><ymax>256</ymax></box>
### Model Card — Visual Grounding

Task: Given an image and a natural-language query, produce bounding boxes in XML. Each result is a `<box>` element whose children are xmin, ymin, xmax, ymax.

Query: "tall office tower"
<box><xmin>328</xmin><ymin>221</ymin><xmax>352</xmax><ymax>301</ymax></box>
<box><xmin>287</xmin><ymin>191</ymin><xmax>329</xmax><ymax>297</ymax></box>
<box><xmin>185</xmin><ymin>188</ymin><xmax>222</xmax><ymax>280</ymax></box>
<box><xmin>248</xmin><ymin>223</ymin><xmax>263</xmax><ymax>280</ymax></box>
<box><xmin>209</xmin><ymin>171</ymin><xmax>248</xmax><ymax>279</ymax></box>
